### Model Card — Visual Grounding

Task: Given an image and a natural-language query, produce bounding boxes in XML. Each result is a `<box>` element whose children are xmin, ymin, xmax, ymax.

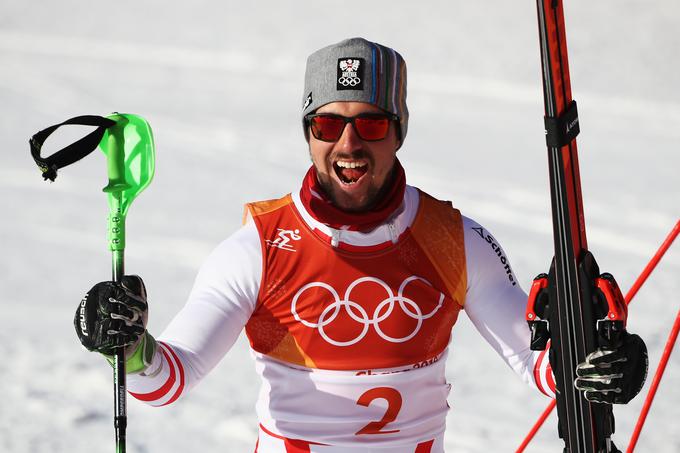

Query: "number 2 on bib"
<box><xmin>355</xmin><ymin>387</ymin><xmax>403</xmax><ymax>435</ymax></box>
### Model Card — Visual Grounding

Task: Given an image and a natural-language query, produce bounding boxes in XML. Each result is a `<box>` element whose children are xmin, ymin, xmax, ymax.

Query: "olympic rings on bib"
<box><xmin>291</xmin><ymin>276</ymin><xmax>445</xmax><ymax>347</ymax></box>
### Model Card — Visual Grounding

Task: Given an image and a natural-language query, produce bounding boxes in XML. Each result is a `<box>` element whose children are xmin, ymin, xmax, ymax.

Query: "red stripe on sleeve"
<box><xmin>533</xmin><ymin>346</ymin><xmax>548</xmax><ymax>396</ymax></box>
<box><xmin>545</xmin><ymin>361</ymin><xmax>556</xmax><ymax>393</ymax></box>
<box><xmin>159</xmin><ymin>342</ymin><xmax>186</xmax><ymax>406</ymax></box>
<box><xmin>129</xmin><ymin>345</ymin><xmax>176</xmax><ymax>402</ymax></box>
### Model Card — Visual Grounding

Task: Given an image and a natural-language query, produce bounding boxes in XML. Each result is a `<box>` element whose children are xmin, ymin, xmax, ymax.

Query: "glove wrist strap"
<box><xmin>105</xmin><ymin>332</ymin><xmax>158</xmax><ymax>374</ymax></box>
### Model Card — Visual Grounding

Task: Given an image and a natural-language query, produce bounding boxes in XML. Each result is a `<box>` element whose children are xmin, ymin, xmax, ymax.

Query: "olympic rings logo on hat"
<box><xmin>338</xmin><ymin>75</ymin><xmax>361</xmax><ymax>87</ymax></box>
<box><xmin>291</xmin><ymin>276</ymin><xmax>445</xmax><ymax>347</ymax></box>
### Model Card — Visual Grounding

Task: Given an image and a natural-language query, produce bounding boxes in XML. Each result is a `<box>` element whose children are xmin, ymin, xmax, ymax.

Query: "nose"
<box><xmin>336</xmin><ymin>121</ymin><xmax>363</xmax><ymax>152</ymax></box>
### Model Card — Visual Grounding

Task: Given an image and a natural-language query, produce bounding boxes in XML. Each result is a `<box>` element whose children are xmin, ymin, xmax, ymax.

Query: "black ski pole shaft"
<box><xmin>112</xmin><ymin>211</ymin><xmax>127</xmax><ymax>453</ymax></box>
<box><xmin>106</xmin><ymin>118</ymin><xmax>131</xmax><ymax>453</ymax></box>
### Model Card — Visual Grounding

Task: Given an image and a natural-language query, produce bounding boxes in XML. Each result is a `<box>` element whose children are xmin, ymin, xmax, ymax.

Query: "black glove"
<box><xmin>575</xmin><ymin>332</ymin><xmax>648</xmax><ymax>404</ymax></box>
<box><xmin>75</xmin><ymin>275</ymin><xmax>148</xmax><ymax>357</ymax></box>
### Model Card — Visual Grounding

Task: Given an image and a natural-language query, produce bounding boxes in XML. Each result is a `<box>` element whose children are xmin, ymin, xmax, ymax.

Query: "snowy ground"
<box><xmin>1</xmin><ymin>1</ymin><xmax>678</xmax><ymax>451</ymax></box>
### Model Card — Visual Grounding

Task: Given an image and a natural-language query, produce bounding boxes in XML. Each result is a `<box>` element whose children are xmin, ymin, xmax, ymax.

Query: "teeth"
<box><xmin>336</xmin><ymin>161</ymin><xmax>367</xmax><ymax>169</ymax></box>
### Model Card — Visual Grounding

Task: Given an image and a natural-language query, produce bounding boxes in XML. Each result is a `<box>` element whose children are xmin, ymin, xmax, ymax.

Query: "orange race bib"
<box><xmin>244</xmin><ymin>191</ymin><xmax>467</xmax><ymax>371</ymax></box>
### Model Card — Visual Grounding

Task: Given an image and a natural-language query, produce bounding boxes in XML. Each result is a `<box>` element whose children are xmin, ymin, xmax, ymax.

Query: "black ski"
<box><xmin>527</xmin><ymin>1</ymin><xmax>624</xmax><ymax>451</ymax></box>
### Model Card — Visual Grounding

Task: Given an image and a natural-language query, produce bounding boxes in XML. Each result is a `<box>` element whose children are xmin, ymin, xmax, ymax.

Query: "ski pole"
<box><xmin>29</xmin><ymin>113</ymin><xmax>155</xmax><ymax>453</ymax></box>
<box><xmin>516</xmin><ymin>219</ymin><xmax>680</xmax><ymax>452</ymax></box>
<box><xmin>101</xmin><ymin>113</ymin><xmax>155</xmax><ymax>452</ymax></box>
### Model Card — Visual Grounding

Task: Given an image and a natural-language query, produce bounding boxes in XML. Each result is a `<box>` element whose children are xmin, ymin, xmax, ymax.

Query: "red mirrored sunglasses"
<box><xmin>305</xmin><ymin>113</ymin><xmax>399</xmax><ymax>142</ymax></box>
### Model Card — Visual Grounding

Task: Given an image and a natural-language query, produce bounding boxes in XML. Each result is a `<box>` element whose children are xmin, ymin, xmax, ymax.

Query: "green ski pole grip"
<box><xmin>102</xmin><ymin>114</ymin><xmax>131</xmax><ymax>252</ymax></box>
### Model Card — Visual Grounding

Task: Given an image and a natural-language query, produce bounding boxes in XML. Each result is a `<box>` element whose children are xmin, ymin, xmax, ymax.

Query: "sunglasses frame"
<box><xmin>305</xmin><ymin>112</ymin><xmax>399</xmax><ymax>142</ymax></box>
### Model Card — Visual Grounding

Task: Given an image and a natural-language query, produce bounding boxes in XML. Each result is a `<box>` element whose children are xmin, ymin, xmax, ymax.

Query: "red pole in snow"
<box><xmin>624</xmin><ymin>220</ymin><xmax>680</xmax><ymax>303</ymax></box>
<box><xmin>516</xmin><ymin>220</ymin><xmax>680</xmax><ymax>453</ymax></box>
<box><xmin>515</xmin><ymin>400</ymin><xmax>556</xmax><ymax>452</ymax></box>
<box><xmin>626</xmin><ymin>308</ymin><xmax>680</xmax><ymax>452</ymax></box>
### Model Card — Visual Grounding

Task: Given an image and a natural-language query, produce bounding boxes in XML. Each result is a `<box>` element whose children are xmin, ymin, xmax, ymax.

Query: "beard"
<box><xmin>313</xmin><ymin>155</ymin><xmax>396</xmax><ymax>213</ymax></box>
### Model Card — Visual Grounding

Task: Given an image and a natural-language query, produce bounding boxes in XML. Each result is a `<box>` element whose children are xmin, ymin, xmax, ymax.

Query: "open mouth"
<box><xmin>333</xmin><ymin>160</ymin><xmax>368</xmax><ymax>185</ymax></box>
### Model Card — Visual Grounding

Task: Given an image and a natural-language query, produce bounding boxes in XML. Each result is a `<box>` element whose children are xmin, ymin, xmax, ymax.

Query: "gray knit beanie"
<box><xmin>302</xmin><ymin>37</ymin><xmax>408</xmax><ymax>143</ymax></box>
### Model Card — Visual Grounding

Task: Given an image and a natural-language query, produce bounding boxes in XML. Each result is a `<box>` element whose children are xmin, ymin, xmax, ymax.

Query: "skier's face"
<box><xmin>308</xmin><ymin>102</ymin><xmax>400</xmax><ymax>212</ymax></box>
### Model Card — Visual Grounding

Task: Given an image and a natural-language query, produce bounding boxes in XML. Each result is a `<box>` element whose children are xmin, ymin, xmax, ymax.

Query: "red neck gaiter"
<box><xmin>299</xmin><ymin>159</ymin><xmax>406</xmax><ymax>232</ymax></box>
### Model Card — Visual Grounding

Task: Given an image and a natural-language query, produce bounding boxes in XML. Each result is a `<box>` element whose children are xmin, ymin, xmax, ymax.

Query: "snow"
<box><xmin>1</xmin><ymin>0</ymin><xmax>678</xmax><ymax>451</ymax></box>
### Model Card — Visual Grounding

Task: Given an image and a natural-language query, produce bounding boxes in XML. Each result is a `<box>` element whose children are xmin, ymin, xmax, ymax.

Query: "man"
<box><xmin>75</xmin><ymin>38</ymin><xmax>647</xmax><ymax>452</ymax></box>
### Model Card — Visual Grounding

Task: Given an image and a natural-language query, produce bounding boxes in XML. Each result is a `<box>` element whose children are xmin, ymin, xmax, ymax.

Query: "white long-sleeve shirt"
<box><xmin>127</xmin><ymin>185</ymin><xmax>553</xmax><ymax>452</ymax></box>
